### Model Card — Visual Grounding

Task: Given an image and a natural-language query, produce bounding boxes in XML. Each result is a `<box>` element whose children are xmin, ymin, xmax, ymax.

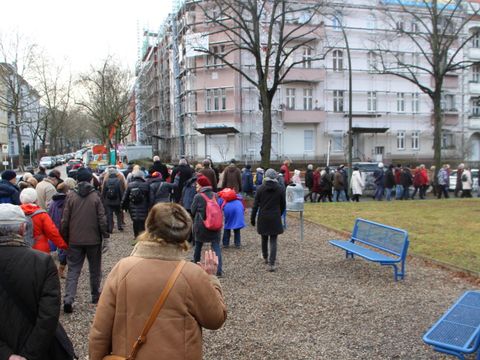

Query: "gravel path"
<box><xmin>61</xmin><ymin>214</ymin><xmax>478</xmax><ymax>359</ymax></box>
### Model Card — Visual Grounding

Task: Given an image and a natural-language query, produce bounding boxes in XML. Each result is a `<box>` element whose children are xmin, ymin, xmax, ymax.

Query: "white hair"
<box><xmin>20</xmin><ymin>188</ymin><xmax>38</xmax><ymax>204</ymax></box>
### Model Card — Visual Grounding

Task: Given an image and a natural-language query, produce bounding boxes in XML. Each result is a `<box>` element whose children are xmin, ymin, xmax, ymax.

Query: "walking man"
<box><xmin>61</xmin><ymin>167</ymin><xmax>109</xmax><ymax>313</ymax></box>
<box><xmin>101</xmin><ymin>167</ymin><xmax>125</xmax><ymax>233</ymax></box>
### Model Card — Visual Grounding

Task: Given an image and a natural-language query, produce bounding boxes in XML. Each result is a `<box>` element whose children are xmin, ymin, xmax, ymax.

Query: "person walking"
<box><xmin>333</xmin><ymin>166</ymin><xmax>346</xmax><ymax>202</ymax></box>
<box><xmin>455</xmin><ymin>163</ymin><xmax>465</xmax><ymax>197</ymax></box>
<box><xmin>401</xmin><ymin>166</ymin><xmax>413</xmax><ymax>200</ymax></box>
<box><xmin>61</xmin><ymin>167</ymin><xmax>109</xmax><ymax>313</ymax></box>
<box><xmin>170</xmin><ymin>158</ymin><xmax>195</xmax><ymax>203</ymax></box>
<box><xmin>88</xmin><ymin>203</ymin><xmax>227</xmax><ymax>360</ymax></box>
<box><xmin>0</xmin><ymin>170</ymin><xmax>20</xmax><ymax>205</ymax></box>
<box><xmin>199</xmin><ymin>159</ymin><xmax>218</xmax><ymax>192</ymax></box>
<box><xmin>461</xmin><ymin>166</ymin><xmax>473</xmax><ymax>198</ymax></box>
<box><xmin>411</xmin><ymin>166</ymin><xmax>422</xmax><ymax>200</ymax></box>
<box><xmin>122</xmin><ymin>170</ymin><xmax>151</xmax><ymax>238</ymax></box>
<box><xmin>221</xmin><ymin>159</ymin><xmax>242</xmax><ymax>193</ymax></box>
<box><xmin>350</xmin><ymin>166</ymin><xmax>365</xmax><ymax>202</ymax></box>
<box><xmin>241</xmin><ymin>164</ymin><xmax>254</xmax><ymax>196</ymax></box>
<box><xmin>320</xmin><ymin>168</ymin><xmax>333</xmax><ymax>202</ymax></box>
<box><xmin>280</xmin><ymin>159</ymin><xmax>291</xmax><ymax>185</ymax></box>
<box><xmin>384</xmin><ymin>164</ymin><xmax>395</xmax><ymax>201</ymax></box>
<box><xmin>101</xmin><ymin>167</ymin><xmax>125</xmax><ymax>233</ymax></box>
<box><xmin>394</xmin><ymin>164</ymin><xmax>403</xmax><ymax>200</ymax></box>
<box><xmin>149</xmin><ymin>155</ymin><xmax>169</xmax><ymax>181</ymax></box>
<box><xmin>437</xmin><ymin>164</ymin><xmax>450</xmax><ymax>199</ymax></box>
<box><xmin>419</xmin><ymin>164</ymin><xmax>429</xmax><ymax>199</ymax></box>
<box><xmin>304</xmin><ymin>164</ymin><xmax>314</xmax><ymax>202</ymax></box>
<box><xmin>191</xmin><ymin>176</ymin><xmax>223</xmax><ymax>277</ymax></box>
<box><xmin>19</xmin><ymin>188</ymin><xmax>68</xmax><ymax>254</ymax></box>
<box><xmin>373</xmin><ymin>162</ymin><xmax>385</xmax><ymax>201</ymax></box>
<box><xmin>218</xmin><ymin>188</ymin><xmax>245</xmax><ymax>248</ymax></box>
<box><xmin>36</xmin><ymin>171</ymin><xmax>61</xmax><ymax>210</ymax></box>
<box><xmin>250</xmin><ymin>169</ymin><xmax>286</xmax><ymax>272</ymax></box>
<box><xmin>0</xmin><ymin>203</ymin><xmax>63</xmax><ymax>360</ymax></box>
<box><xmin>149</xmin><ymin>171</ymin><xmax>179</xmax><ymax>205</ymax></box>
<box><xmin>254</xmin><ymin>167</ymin><xmax>264</xmax><ymax>189</ymax></box>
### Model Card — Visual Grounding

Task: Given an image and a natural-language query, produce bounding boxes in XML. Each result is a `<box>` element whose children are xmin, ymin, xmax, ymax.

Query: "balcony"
<box><xmin>469</xmin><ymin>116</ymin><xmax>480</xmax><ymax>129</ymax></box>
<box><xmin>469</xmin><ymin>81</ymin><xmax>480</xmax><ymax>94</ymax></box>
<box><xmin>282</xmin><ymin>109</ymin><xmax>326</xmax><ymax>123</ymax></box>
<box><xmin>281</xmin><ymin>68</ymin><xmax>325</xmax><ymax>83</ymax></box>
<box><xmin>468</xmin><ymin>48</ymin><xmax>480</xmax><ymax>61</ymax></box>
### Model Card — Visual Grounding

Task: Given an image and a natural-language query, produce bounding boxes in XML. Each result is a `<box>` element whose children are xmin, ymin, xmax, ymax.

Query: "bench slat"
<box><xmin>329</xmin><ymin>240</ymin><xmax>398</xmax><ymax>263</ymax></box>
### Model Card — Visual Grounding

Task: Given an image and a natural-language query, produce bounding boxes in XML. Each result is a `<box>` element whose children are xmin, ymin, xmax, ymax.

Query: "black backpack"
<box><xmin>129</xmin><ymin>187</ymin><xmax>145</xmax><ymax>205</ymax></box>
<box><xmin>105</xmin><ymin>180</ymin><xmax>119</xmax><ymax>200</ymax></box>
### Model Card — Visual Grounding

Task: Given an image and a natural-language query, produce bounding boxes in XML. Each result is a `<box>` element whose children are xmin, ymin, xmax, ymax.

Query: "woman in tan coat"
<box><xmin>89</xmin><ymin>203</ymin><xmax>227</xmax><ymax>360</ymax></box>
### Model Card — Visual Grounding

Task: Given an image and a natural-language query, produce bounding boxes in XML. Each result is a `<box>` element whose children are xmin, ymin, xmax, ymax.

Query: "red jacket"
<box><xmin>280</xmin><ymin>164</ymin><xmax>291</xmax><ymax>184</ymax></box>
<box><xmin>420</xmin><ymin>168</ymin><xmax>429</xmax><ymax>186</ymax></box>
<box><xmin>21</xmin><ymin>203</ymin><xmax>68</xmax><ymax>253</ymax></box>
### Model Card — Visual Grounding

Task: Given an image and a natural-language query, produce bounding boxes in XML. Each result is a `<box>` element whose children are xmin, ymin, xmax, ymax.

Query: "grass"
<box><xmin>301</xmin><ymin>199</ymin><xmax>480</xmax><ymax>274</ymax></box>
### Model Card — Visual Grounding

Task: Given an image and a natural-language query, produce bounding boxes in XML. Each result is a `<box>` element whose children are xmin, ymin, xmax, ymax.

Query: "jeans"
<box><xmin>333</xmin><ymin>190</ymin><xmax>346</xmax><ymax>202</ymax></box>
<box><xmin>374</xmin><ymin>186</ymin><xmax>384</xmax><ymax>201</ymax></box>
<box><xmin>58</xmin><ymin>248</ymin><xmax>67</xmax><ymax>265</ymax></box>
<box><xmin>193</xmin><ymin>241</ymin><xmax>223</xmax><ymax>275</ymax></box>
<box><xmin>385</xmin><ymin>187</ymin><xmax>393</xmax><ymax>201</ymax></box>
<box><xmin>261</xmin><ymin>235</ymin><xmax>278</xmax><ymax>266</ymax></box>
<box><xmin>223</xmin><ymin>228</ymin><xmax>241</xmax><ymax>247</ymax></box>
<box><xmin>402</xmin><ymin>186</ymin><xmax>410</xmax><ymax>200</ymax></box>
<box><xmin>395</xmin><ymin>185</ymin><xmax>404</xmax><ymax>200</ymax></box>
<box><xmin>64</xmin><ymin>245</ymin><xmax>102</xmax><ymax>305</ymax></box>
<box><xmin>282</xmin><ymin>210</ymin><xmax>287</xmax><ymax>229</ymax></box>
<box><xmin>106</xmin><ymin>205</ymin><xmax>123</xmax><ymax>233</ymax></box>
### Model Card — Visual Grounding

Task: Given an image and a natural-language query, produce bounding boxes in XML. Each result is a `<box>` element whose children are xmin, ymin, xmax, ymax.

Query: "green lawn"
<box><xmin>301</xmin><ymin>199</ymin><xmax>480</xmax><ymax>274</ymax></box>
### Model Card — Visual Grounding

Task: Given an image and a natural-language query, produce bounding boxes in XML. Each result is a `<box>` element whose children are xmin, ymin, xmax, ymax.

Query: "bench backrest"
<box><xmin>352</xmin><ymin>218</ymin><xmax>409</xmax><ymax>258</ymax></box>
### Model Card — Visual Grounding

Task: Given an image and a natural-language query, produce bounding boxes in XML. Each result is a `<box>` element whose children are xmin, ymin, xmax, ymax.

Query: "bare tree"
<box><xmin>0</xmin><ymin>32</ymin><xmax>38</xmax><ymax>169</ymax></box>
<box><xmin>76</xmin><ymin>57</ymin><xmax>133</xmax><ymax>162</ymax></box>
<box><xmin>374</xmin><ymin>0</ymin><xmax>479</xmax><ymax>172</ymax></box>
<box><xmin>195</xmin><ymin>0</ymin><xmax>327</xmax><ymax>167</ymax></box>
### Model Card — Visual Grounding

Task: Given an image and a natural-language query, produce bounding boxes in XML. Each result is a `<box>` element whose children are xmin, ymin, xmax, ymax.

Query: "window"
<box><xmin>411</xmin><ymin>131</ymin><xmax>420</xmax><ymax>150</ymax></box>
<box><xmin>412</xmin><ymin>53</ymin><xmax>420</xmax><ymax>73</ymax></box>
<box><xmin>302</xmin><ymin>47</ymin><xmax>312</xmax><ymax>68</ymax></box>
<box><xmin>412</xmin><ymin>93</ymin><xmax>420</xmax><ymax>113</ymax></box>
<box><xmin>397</xmin><ymin>131</ymin><xmax>405</xmax><ymax>150</ymax></box>
<box><xmin>367</xmin><ymin>52</ymin><xmax>377</xmax><ymax>72</ymax></box>
<box><xmin>367</xmin><ymin>91</ymin><xmax>377</xmax><ymax>112</ymax></box>
<box><xmin>332</xmin><ymin>12</ymin><xmax>342</xmax><ymax>31</ymax></box>
<box><xmin>206</xmin><ymin>45</ymin><xmax>225</xmax><ymax>67</ymax></box>
<box><xmin>443</xmin><ymin>94</ymin><xmax>456</xmax><ymax>111</ymax></box>
<box><xmin>286</xmin><ymin>88</ymin><xmax>296</xmax><ymax>109</ymax></box>
<box><xmin>332</xmin><ymin>50</ymin><xmax>343</xmax><ymax>71</ymax></box>
<box><xmin>473</xmin><ymin>64</ymin><xmax>480</xmax><ymax>83</ymax></box>
<box><xmin>367</xmin><ymin>14</ymin><xmax>376</xmax><ymax>30</ymax></box>
<box><xmin>473</xmin><ymin>31</ymin><xmax>480</xmax><ymax>48</ymax></box>
<box><xmin>397</xmin><ymin>52</ymin><xmax>405</xmax><ymax>69</ymax></box>
<box><xmin>205</xmin><ymin>88</ymin><xmax>226</xmax><ymax>111</ymax></box>
<box><xmin>333</xmin><ymin>90</ymin><xmax>344</xmax><ymax>112</ymax></box>
<box><xmin>411</xmin><ymin>21</ymin><xmax>418</xmax><ymax>33</ymax></box>
<box><xmin>304</xmin><ymin>130</ymin><xmax>314</xmax><ymax>151</ymax></box>
<box><xmin>397</xmin><ymin>93</ymin><xmax>405</xmax><ymax>112</ymax></box>
<box><xmin>442</xmin><ymin>132</ymin><xmax>454</xmax><ymax>149</ymax></box>
<box><xmin>396</xmin><ymin>19</ymin><xmax>404</xmax><ymax>31</ymax></box>
<box><xmin>332</xmin><ymin>132</ymin><xmax>343</xmax><ymax>152</ymax></box>
<box><xmin>472</xmin><ymin>98</ymin><xmax>480</xmax><ymax>116</ymax></box>
<box><xmin>303</xmin><ymin>88</ymin><xmax>313</xmax><ymax>110</ymax></box>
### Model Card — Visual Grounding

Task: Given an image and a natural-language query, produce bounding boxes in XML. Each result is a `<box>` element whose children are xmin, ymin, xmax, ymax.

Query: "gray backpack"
<box><xmin>24</xmin><ymin>209</ymin><xmax>46</xmax><ymax>247</ymax></box>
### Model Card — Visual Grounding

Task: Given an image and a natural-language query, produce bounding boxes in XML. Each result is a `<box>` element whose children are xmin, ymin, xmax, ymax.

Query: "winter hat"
<box><xmin>1</xmin><ymin>170</ymin><xmax>16</xmax><ymax>181</ymax></box>
<box><xmin>76</xmin><ymin>167</ymin><xmax>93</xmax><ymax>182</ymax></box>
<box><xmin>136</xmin><ymin>203</ymin><xmax>192</xmax><ymax>246</ymax></box>
<box><xmin>378</xmin><ymin>162</ymin><xmax>384</xmax><ymax>168</ymax></box>
<box><xmin>196</xmin><ymin>175</ymin><xmax>212</xmax><ymax>187</ymax></box>
<box><xmin>151</xmin><ymin>171</ymin><xmax>162</xmax><ymax>179</ymax></box>
<box><xmin>20</xmin><ymin>188</ymin><xmax>38</xmax><ymax>204</ymax></box>
<box><xmin>264</xmin><ymin>168</ymin><xmax>278</xmax><ymax>182</ymax></box>
<box><xmin>0</xmin><ymin>203</ymin><xmax>26</xmax><ymax>225</ymax></box>
<box><xmin>132</xmin><ymin>170</ymin><xmax>145</xmax><ymax>179</ymax></box>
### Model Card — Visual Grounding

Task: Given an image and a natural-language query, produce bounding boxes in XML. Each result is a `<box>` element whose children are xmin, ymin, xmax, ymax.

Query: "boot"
<box><xmin>58</xmin><ymin>264</ymin><xmax>66</xmax><ymax>279</ymax></box>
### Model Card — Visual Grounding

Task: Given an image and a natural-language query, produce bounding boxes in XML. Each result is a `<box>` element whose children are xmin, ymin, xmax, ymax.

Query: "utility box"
<box><xmin>286</xmin><ymin>183</ymin><xmax>304</xmax><ymax>212</ymax></box>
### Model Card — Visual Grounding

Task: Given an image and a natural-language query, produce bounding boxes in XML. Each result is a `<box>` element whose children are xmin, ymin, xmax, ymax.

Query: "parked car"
<box><xmin>39</xmin><ymin>156</ymin><xmax>55</xmax><ymax>169</ymax></box>
<box><xmin>66</xmin><ymin>159</ymin><xmax>82</xmax><ymax>173</ymax></box>
<box><xmin>449</xmin><ymin>169</ymin><xmax>479</xmax><ymax>192</ymax></box>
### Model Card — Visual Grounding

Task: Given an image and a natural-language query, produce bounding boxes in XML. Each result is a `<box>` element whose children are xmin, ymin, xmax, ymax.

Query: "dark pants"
<box><xmin>304</xmin><ymin>188</ymin><xmax>314</xmax><ymax>202</ymax></box>
<box><xmin>437</xmin><ymin>185</ymin><xmax>449</xmax><ymax>199</ymax></box>
<box><xmin>352</xmin><ymin>194</ymin><xmax>361</xmax><ymax>202</ymax></box>
<box><xmin>261</xmin><ymin>235</ymin><xmax>278</xmax><ymax>266</ymax></box>
<box><xmin>411</xmin><ymin>186</ymin><xmax>420</xmax><ymax>199</ymax></box>
<box><xmin>454</xmin><ymin>185</ymin><xmax>462</xmax><ymax>197</ymax></box>
<box><xmin>193</xmin><ymin>241</ymin><xmax>222</xmax><ymax>275</ymax></box>
<box><xmin>132</xmin><ymin>219</ymin><xmax>146</xmax><ymax>237</ymax></box>
<box><xmin>64</xmin><ymin>244</ymin><xmax>102</xmax><ymax>305</ymax></box>
<box><xmin>374</xmin><ymin>186</ymin><xmax>384</xmax><ymax>201</ymax></box>
<box><xmin>419</xmin><ymin>185</ymin><xmax>427</xmax><ymax>199</ymax></box>
<box><xmin>106</xmin><ymin>205</ymin><xmax>123</xmax><ymax>233</ymax></box>
<box><xmin>402</xmin><ymin>186</ymin><xmax>410</xmax><ymax>200</ymax></box>
<box><xmin>461</xmin><ymin>189</ymin><xmax>472</xmax><ymax>198</ymax></box>
<box><xmin>222</xmin><ymin>229</ymin><xmax>241</xmax><ymax>247</ymax></box>
<box><xmin>319</xmin><ymin>191</ymin><xmax>332</xmax><ymax>202</ymax></box>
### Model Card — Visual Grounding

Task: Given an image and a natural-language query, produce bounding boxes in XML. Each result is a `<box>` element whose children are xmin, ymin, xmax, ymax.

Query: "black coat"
<box><xmin>0</xmin><ymin>180</ymin><xmax>20</xmax><ymax>205</ymax></box>
<box><xmin>400</xmin><ymin>169</ymin><xmax>413</xmax><ymax>187</ymax></box>
<box><xmin>251</xmin><ymin>181</ymin><xmax>286</xmax><ymax>236</ymax></box>
<box><xmin>149</xmin><ymin>160</ymin><xmax>169</xmax><ymax>181</ymax></box>
<box><xmin>384</xmin><ymin>168</ymin><xmax>396</xmax><ymax>188</ymax></box>
<box><xmin>121</xmin><ymin>178</ymin><xmax>150</xmax><ymax>221</ymax></box>
<box><xmin>0</xmin><ymin>242</ymin><xmax>60</xmax><ymax>360</ymax></box>
<box><xmin>101</xmin><ymin>174</ymin><xmax>124</xmax><ymax>207</ymax></box>
<box><xmin>170</xmin><ymin>165</ymin><xmax>195</xmax><ymax>202</ymax></box>
<box><xmin>149</xmin><ymin>177</ymin><xmax>178</xmax><ymax>204</ymax></box>
<box><xmin>191</xmin><ymin>187</ymin><xmax>221</xmax><ymax>243</ymax></box>
<box><xmin>305</xmin><ymin>169</ymin><xmax>314</xmax><ymax>189</ymax></box>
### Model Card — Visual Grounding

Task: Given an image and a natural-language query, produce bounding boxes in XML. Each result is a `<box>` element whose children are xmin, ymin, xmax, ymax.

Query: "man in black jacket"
<box><xmin>170</xmin><ymin>158</ymin><xmax>194</xmax><ymax>203</ymax></box>
<box><xmin>121</xmin><ymin>170</ymin><xmax>151</xmax><ymax>237</ymax></box>
<box><xmin>149</xmin><ymin>155</ymin><xmax>169</xmax><ymax>181</ymax></box>
<box><xmin>304</xmin><ymin>164</ymin><xmax>314</xmax><ymax>202</ymax></box>
<box><xmin>0</xmin><ymin>203</ymin><xmax>60</xmax><ymax>360</ymax></box>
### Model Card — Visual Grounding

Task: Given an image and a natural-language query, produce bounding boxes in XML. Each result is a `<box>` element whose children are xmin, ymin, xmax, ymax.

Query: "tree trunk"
<box><xmin>432</xmin><ymin>93</ymin><xmax>443</xmax><ymax>177</ymax></box>
<box><xmin>260</xmin><ymin>97</ymin><xmax>272</xmax><ymax>169</ymax></box>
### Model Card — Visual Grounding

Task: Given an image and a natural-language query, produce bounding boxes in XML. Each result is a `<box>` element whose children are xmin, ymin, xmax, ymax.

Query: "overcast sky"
<box><xmin>0</xmin><ymin>0</ymin><xmax>172</xmax><ymax>74</ymax></box>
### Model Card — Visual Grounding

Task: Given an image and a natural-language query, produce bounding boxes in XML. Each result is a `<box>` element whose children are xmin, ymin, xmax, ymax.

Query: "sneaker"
<box><xmin>63</xmin><ymin>303</ymin><xmax>73</xmax><ymax>314</ymax></box>
<box><xmin>268</xmin><ymin>265</ymin><xmax>276</xmax><ymax>272</ymax></box>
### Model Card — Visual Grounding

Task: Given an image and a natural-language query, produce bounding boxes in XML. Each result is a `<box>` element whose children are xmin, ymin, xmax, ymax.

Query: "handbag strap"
<box><xmin>128</xmin><ymin>260</ymin><xmax>186</xmax><ymax>360</ymax></box>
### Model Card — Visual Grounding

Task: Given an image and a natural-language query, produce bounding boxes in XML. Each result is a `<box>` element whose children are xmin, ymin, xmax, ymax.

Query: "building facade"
<box><xmin>135</xmin><ymin>0</ymin><xmax>480</xmax><ymax>166</ymax></box>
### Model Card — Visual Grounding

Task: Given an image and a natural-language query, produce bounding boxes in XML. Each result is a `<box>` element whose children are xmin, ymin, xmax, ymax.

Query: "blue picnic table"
<box><xmin>423</xmin><ymin>290</ymin><xmax>480</xmax><ymax>359</ymax></box>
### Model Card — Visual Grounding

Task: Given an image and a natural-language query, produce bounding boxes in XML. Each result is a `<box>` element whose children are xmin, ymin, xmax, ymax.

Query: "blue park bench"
<box><xmin>423</xmin><ymin>291</ymin><xmax>480</xmax><ymax>359</ymax></box>
<box><xmin>329</xmin><ymin>218</ymin><xmax>409</xmax><ymax>281</ymax></box>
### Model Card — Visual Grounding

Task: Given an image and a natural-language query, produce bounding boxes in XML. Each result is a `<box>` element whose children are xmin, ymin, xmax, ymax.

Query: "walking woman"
<box><xmin>251</xmin><ymin>169</ymin><xmax>286</xmax><ymax>272</ymax></box>
<box><xmin>350</xmin><ymin>166</ymin><xmax>365</xmax><ymax>202</ymax></box>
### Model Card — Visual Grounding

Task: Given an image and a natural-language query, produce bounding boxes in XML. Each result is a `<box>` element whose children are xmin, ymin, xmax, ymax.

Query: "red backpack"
<box><xmin>199</xmin><ymin>193</ymin><xmax>223</xmax><ymax>231</ymax></box>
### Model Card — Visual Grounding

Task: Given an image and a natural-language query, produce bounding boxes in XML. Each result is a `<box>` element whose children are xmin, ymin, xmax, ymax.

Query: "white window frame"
<box><xmin>303</xmin><ymin>88</ymin><xmax>313</xmax><ymax>110</ymax></box>
<box><xmin>412</xmin><ymin>93</ymin><xmax>420</xmax><ymax>113</ymax></box>
<box><xmin>443</xmin><ymin>94</ymin><xmax>456</xmax><ymax>112</ymax></box>
<box><xmin>442</xmin><ymin>132</ymin><xmax>455</xmax><ymax>149</ymax></box>
<box><xmin>397</xmin><ymin>131</ymin><xmax>406</xmax><ymax>150</ymax></box>
<box><xmin>304</xmin><ymin>130</ymin><xmax>314</xmax><ymax>152</ymax></box>
<box><xmin>302</xmin><ymin>46</ymin><xmax>312</xmax><ymax>68</ymax></box>
<box><xmin>473</xmin><ymin>31</ymin><xmax>480</xmax><ymax>48</ymax></box>
<box><xmin>411</xmin><ymin>131</ymin><xmax>420</xmax><ymax>150</ymax></box>
<box><xmin>206</xmin><ymin>45</ymin><xmax>225</xmax><ymax>68</ymax></box>
<box><xmin>332</xmin><ymin>13</ymin><xmax>343</xmax><ymax>31</ymax></box>
<box><xmin>206</xmin><ymin>88</ymin><xmax>226</xmax><ymax>111</ymax></box>
<box><xmin>397</xmin><ymin>93</ymin><xmax>405</xmax><ymax>113</ymax></box>
<box><xmin>367</xmin><ymin>91</ymin><xmax>377</xmax><ymax>112</ymax></box>
<box><xmin>473</xmin><ymin>64</ymin><xmax>480</xmax><ymax>83</ymax></box>
<box><xmin>332</xmin><ymin>132</ymin><xmax>344</xmax><ymax>152</ymax></box>
<box><xmin>411</xmin><ymin>21</ymin><xmax>418</xmax><ymax>33</ymax></box>
<box><xmin>286</xmin><ymin>88</ymin><xmax>296</xmax><ymax>110</ymax></box>
<box><xmin>332</xmin><ymin>50</ymin><xmax>343</xmax><ymax>71</ymax></box>
<box><xmin>367</xmin><ymin>14</ymin><xmax>376</xmax><ymax>30</ymax></box>
<box><xmin>333</xmin><ymin>90</ymin><xmax>344</xmax><ymax>112</ymax></box>
<box><xmin>472</xmin><ymin>98</ymin><xmax>480</xmax><ymax>116</ymax></box>
<box><xmin>367</xmin><ymin>52</ymin><xmax>377</xmax><ymax>72</ymax></box>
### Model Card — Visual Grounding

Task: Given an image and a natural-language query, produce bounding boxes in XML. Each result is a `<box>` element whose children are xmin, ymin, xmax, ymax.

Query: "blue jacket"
<box><xmin>218</xmin><ymin>197</ymin><xmax>245</xmax><ymax>230</ymax></box>
<box><xmin>0</xmin><ymin>179</ymin><xmax>20</xmax><ymax>205</ymax></box>
<box><xmin>242</xmin><ymin>169</ymin><xmax>254</xmax><ymax>194</ymax></box>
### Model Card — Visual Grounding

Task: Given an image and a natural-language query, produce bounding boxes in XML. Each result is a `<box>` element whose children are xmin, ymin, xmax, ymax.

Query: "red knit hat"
<box><xmin>196</xmin><ymin>175</ymin><xmax>212</xmax><ymax>187</ymax></box>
